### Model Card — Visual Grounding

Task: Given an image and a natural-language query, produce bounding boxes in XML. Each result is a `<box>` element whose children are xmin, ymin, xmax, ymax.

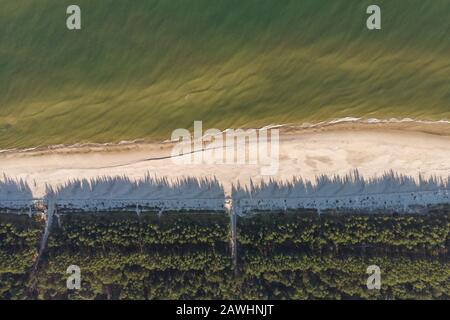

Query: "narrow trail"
<box><xmin>27</xmin><ymin>198</ymin><xmax>55</xmax><ymax>296</ymax></box>
<box><xmin>34</xmin><ymin>198</ymin><xmax>55</xmax><ymax>271</ymax></box>
<box><xmin>225</xmin><ymin>198</ymin><xmax>238</xmax><ymax>277</ymax></box>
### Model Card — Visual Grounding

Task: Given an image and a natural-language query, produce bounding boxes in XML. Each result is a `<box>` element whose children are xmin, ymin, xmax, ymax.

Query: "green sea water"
<box><xmin>0</xmin><ymin>0</ymin><xmax>449</xmax><ymax>148</ymax></box>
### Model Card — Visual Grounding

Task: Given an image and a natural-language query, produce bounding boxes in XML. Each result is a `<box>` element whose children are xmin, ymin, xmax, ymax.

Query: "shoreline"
<box><xmin>1</xmin><ymin>118</ymin><xmax>450</xmax><ymax>156</ymax></box>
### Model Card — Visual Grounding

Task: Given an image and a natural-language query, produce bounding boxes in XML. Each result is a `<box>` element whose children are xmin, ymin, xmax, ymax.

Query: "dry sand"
<box><xmin>0</xmin><ymin>122</ymin><xmax>449</xmax><ymax>197</ymax></box>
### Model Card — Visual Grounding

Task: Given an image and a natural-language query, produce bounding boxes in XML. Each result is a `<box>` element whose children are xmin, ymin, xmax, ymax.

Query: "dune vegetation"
<box><xmin>0</xmin><ymin>0</ymin><xmax>449</xmax><ymax>148</ymax></box>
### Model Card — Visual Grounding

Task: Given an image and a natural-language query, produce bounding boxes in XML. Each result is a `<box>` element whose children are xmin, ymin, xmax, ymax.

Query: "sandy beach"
<box><xmin>0</xmin><ymin>122</ymin><xmax>449</xmax><ymax>198</ymax></box>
